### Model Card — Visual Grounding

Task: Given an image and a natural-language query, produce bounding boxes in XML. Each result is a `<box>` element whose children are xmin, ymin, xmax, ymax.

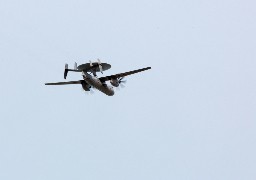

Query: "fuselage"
<box><xmin>82</xmin><ymin>72</ymin><xmax>115</xmax><ymax>96</ymax></box>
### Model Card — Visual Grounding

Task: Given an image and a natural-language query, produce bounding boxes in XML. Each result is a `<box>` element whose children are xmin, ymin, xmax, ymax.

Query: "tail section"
<box><xmin>64</xmin><ymin>62</ymin><xmax>81</xmax><ymax>79</ymax></box>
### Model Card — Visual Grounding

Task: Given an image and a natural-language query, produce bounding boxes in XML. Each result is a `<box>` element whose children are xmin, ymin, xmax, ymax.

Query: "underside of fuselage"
<box><xmin>82</xmin><ymin>72</ymin><xmax>115</xmax><ymax>96</ymax></box>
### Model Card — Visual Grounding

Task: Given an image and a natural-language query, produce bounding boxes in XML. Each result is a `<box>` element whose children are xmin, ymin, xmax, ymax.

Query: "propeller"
<box><xmin>90</xmin><ymin>87</ymin><xmax>95</xmax><ymax>94</ymax></box>
<box><xmin>118</xmin><ymin>77</ymin><xmax>126</xmax><ymax>88</ymax></box>
<box><xmin>82</xmin><ymin>87</ymin><xmax>94</xmax><ymax>95</ymax></box>
<box><xmin>81</xmin><ymin>88</ymin><xmax>90</xmax><ymax>95</ymax></box>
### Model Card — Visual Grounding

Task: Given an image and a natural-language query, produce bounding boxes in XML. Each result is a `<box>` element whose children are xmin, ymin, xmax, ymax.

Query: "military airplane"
<box><xmin>45</xmin><ymin>60</ymin><xmax>151</xmax><ymax>96</ymax></box>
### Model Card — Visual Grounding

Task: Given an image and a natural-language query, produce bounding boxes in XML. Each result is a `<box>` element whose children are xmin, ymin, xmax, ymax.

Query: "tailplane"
<box><xmin>64</xmin><ymin>62</ymin><xmax>80</xmax><ymax>79</ymax></box>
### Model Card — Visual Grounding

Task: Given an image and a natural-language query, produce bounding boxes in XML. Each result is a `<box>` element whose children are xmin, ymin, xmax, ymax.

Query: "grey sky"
<box><xmin>0</xmin><ymin>0</ymin><xmax>255</xmax><ymax>179</ymax></box>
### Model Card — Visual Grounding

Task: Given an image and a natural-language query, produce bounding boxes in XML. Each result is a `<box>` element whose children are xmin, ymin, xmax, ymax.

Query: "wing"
<box><xmin>99</xmin><ymin>67</ymin><xmax>151</xmax><ymax>82</ymax></box>
<box><xmin>45</xmin><ymin>80</ymin><xmax>83</xmax><ymax>85</ymax></box>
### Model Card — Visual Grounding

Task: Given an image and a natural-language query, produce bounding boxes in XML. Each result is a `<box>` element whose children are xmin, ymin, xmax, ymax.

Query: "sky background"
<box><xmin>0</xmin><ymin>0</ymin><xmax>256</xmax><ymax>179</ymax></box>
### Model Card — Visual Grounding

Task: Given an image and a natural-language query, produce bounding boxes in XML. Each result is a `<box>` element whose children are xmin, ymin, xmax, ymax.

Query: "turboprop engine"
<box><xmin>110</xmin><ymin>77</ymin><xmax>126</xmax><ymax>87</ymax></box>
<box><xmin>110</xmin><ymin>78</ymin><xmax>119</xmax><ymax>87</ymax></box>
<box><xmin>81</xmin><ymin>81</ymin><xmax>91</xmax><ymax>91</ymax></box>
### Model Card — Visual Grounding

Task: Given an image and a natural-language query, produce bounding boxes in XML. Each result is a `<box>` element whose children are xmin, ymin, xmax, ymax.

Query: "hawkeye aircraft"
<box><xmin>45</xmin><ymin>60</ymin><xmax>151</xmax><ymax>96</ymax></box>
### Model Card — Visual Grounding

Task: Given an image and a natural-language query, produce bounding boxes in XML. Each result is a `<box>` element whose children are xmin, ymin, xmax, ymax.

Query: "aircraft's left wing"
<box><xmin>99</xmin><ymin>67</ymin><xmax>151</xmax><ymax>82</ymax></box>
<box><xmin>45</xmin><ymin>80</ymin><xmax>83</xmax><ymax>85</ymax></box>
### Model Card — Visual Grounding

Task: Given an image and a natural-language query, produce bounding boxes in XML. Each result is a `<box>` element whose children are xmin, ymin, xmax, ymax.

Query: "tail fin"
<box><xmin>64</xmin><ymin>63</ymin><xmax>81</xmax><ymax>79</ymax></box>
<box><xmin>64</xmin><ymin>64</ymin><xmax>68</xmax><ymax>79</ymax></box>
<box><xmin>74</xmin><ymin>62</ymin><xmax>77</xmax><ymax>70</ymax></box>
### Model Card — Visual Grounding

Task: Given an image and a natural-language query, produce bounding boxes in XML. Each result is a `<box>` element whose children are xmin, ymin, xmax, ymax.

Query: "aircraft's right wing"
<box><xmin>99</xmin><ymin>67</ymin><xmax>151</xmax><ymax>82</ymax></box>
<box><xmin>45</xmin><ymin>80</ymin><xmax>83</xmax><ymax>85</ymax></box>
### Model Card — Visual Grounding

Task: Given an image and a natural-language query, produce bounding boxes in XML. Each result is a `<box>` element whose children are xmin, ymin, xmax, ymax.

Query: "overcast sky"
<box><xmin>0</xmin><ymin>0</ymin><xmax>255</xmax><ymax>179</ymax></box>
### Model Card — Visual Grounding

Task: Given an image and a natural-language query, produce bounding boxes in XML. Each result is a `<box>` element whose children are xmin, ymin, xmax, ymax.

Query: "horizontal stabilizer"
<box><xmin>64</xmin><ymin>63</ymin><xmax>82</xmax><ymax>79</ymax></box>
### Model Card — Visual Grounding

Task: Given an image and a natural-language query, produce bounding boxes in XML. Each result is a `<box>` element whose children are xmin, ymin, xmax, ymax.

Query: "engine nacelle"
<box><xmin>81</xmin><ymin>81</ymin><xmax>90</xmax><ymax>91</ymax></box>
<box><xmin>110</xmin><ymin>78</ymin><xmax>119</xmax><ymax>87</ymax></box>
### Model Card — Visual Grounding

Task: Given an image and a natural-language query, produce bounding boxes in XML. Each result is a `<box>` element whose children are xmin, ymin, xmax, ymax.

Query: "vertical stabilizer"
<box><xmin>64</xmin><ymin>64</ymin><xmax>68</xmax><ymax>79</ymax></box>
<box><xmin>74</xmin><ymin>62</ymin><xmax>77</xmax><ymax>70</ymax></box>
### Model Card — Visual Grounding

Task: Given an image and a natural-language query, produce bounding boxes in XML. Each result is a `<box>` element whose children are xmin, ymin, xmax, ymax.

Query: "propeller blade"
<box><xmin>121</xmin><ymin>80</ymin><xmax>127</xmax><ymax>84</ymax></box>
<box><xmin>90</xmin><ymin>88</ymin><xmax>94</xmax><ymax>94</ymax></box>
<box><xmin>82</xmin><ymin>88</ymin><xmax>87</xmax><ymax>93</ymax></box>
<box><xmin>120</xmin><ymin>83</ymin><xmax>125</xmax><ymax>88</ymax></box>
<box><xmin>118</xmin><ymin>77</ymin><xmax>126</xmax><ymax>84</ymax></box>
<box><xmin>81</xmin><ymin>88</ymin><xmax>89</xmax><ymax>95</ymax></box>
